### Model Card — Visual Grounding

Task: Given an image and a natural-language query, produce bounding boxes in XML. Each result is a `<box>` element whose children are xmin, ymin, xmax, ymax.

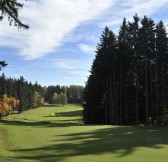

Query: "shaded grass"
<box><xmin>0</xmin><ymin>104</ymin><xmax>168</xmax><ymax>162</ymax></box>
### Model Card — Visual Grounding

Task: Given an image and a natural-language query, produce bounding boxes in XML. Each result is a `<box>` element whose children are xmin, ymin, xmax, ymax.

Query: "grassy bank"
<box><xmin>0</xmin><ymin>104</ymin><xmax>168</xmax><ymax>162</ymax></box>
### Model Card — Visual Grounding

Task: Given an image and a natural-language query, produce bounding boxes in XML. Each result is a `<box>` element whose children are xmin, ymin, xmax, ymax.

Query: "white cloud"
<box><xmin>124</xmin><ymin>0</ymin><xmax>168</xmax><ymax>17</ymax></box>
<box><xmin>1</xmin><ymin>0</ymin><xmax>167</xmax><ymax>60</ymax></box>
<box><xmin>164</xmin><ymin>24</ymin><xmax>168</xmax><ymax>32</ymax></box>
<box><xmin>0</xmin><ymin>0</ymin><xmax>115</xmax><ymax>60</ymax></box>
<box><xmin>54</xmin><ymin>60</ymin><xmax>76</xmax><ymax>70</ymax></box>
<box><xmin>101</xmin><ymin>0</ymin><xmax>168</xmax><ymax>27</ymax></box>
<box><xmin>53</xmin><ymin>58</ymin><xmax>91</xmax><ymax>71</ymax></box>
<box><xmin>79</xmin><ymin>43</ymin><xmax>95</xmax><ymax>54</ymax></box>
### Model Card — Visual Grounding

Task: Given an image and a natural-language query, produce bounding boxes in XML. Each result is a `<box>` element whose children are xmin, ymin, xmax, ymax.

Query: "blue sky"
<box><xmin>0</xmin><ymin>0</ymin><xmax>168</xmax><ymax>86</ymax></box>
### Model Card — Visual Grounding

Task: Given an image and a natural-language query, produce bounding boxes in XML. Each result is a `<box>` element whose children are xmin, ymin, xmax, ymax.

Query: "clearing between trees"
<box><xmin>0</xmin><ymin>104</ymin><xmax>168</xmax><ymax>162</ymax></box>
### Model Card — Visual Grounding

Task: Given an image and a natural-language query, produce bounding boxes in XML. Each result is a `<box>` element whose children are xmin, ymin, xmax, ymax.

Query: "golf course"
<box><xmin>0</xmin><ymin>104</ymin><xmax>168</xmax><ymax>162</ymax></box>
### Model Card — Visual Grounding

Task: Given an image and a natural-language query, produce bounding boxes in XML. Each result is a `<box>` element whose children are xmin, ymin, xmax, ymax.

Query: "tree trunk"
<box><xmin>119</xmin><ymin>61</ymin><xmax>122</xmax><ymax>125</ymax></box>
<box><xmin>109</xmin><ymin>70</ymin><xmax>112</xmax><ymax>124</ymax></box>
<box><xmin>135</xmin><ymin>51</ymin><xmax>139</xmax><ymax>125</ymax></box>
<box><xmin>125</xmin><ymin>84</ymin><xmax>128</xmax><ymax>125</ymax></box>
<box><xmin>112</xmin><ymin>63</ymin><xmax>115</xmax><ymax>124</ymax></box>
<box><xmin>150</xmin><ymin>63</ymin><xmax>154</xmax><ymax>119</ymax></box>
<box><xmin>156</xmin><ymin>53</ymin><xmax>159</xmax><ymax>121</ymax></box>
<box><xmin>145</xmin><ymin>55</ymin><xmax>148</xmax><ymax>124</ymax></box>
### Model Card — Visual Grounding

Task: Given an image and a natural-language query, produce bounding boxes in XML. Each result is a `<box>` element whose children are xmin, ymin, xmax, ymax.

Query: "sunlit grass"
<box><xmin>0</xmin><ymin>104</ymin><xmax>168</xmax><ymax>162</ymax></box>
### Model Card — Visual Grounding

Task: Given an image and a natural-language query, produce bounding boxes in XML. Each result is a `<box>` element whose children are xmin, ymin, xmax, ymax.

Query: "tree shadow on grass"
<box><xmin>43</xmin><ymin>110</ymin><xmax>82</xmax><ymax>118</ymax></box>
<box><xmin>0</xmin><ymin>119</ymin><xmax>51</xmax><ymax>126</ymax></box>
<box><xmin>57</xmin><ymin>110</ymin><xmax>82</xmax><ymax>117</ymax></box>
<box><xmin>11</xmin><ymin>125</ymin><xmax>168</xmax><ymax>162</ymax></box>
<box><xmin>43</xmin><ymin>104</ymin><xmax>64</xmax><ymax>108</ymax></box>
<box><xmin>0</xmin><ymin>119</ymin><xmax>83</xmax><ymax>127</ymax></box>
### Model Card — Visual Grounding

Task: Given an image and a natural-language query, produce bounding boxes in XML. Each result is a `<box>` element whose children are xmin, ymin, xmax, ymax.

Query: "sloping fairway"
<box><xmin>0</xmin><ymin>105</ymin><xmax>168</xmax><ymax>162</ymax></box>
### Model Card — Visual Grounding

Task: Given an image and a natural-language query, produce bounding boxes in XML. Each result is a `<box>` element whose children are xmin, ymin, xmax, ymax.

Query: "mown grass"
<box><xmin>0</xmin><ymin>104</ymin><xmax>168</xmax><ymax>162</ymax></box>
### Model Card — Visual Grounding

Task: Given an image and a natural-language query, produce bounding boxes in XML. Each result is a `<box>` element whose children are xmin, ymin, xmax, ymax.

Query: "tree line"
<box><xmin>0</xmin><ymin>71</ymin><xmax>84</xmax><ymax>118</ymax></box>
<box><xmin>0</xmin><ymin>73</ymin><xmax>44</xmax><ymax>118</ymax></box>
<box><xmin>44</xmin><ymin>85</ymin><xmax>84</xmax><ymax>105</ymax></box>
<box><xmin>83</xmin><ymin>15</ymin><xmax>168</xmax><ymax>125</ymax></box>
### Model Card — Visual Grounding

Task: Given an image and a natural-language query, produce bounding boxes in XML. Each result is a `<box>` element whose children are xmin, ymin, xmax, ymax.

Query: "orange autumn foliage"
<box><xmin>0</xmin><ymin>94</ymin><xmax>19</xmax><ymax>118</ymax></box>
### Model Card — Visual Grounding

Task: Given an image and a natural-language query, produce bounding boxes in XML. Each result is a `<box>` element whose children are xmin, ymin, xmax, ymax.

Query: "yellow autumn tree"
<box><xmin>0</xmin><ymin>94</ymin><xmax>20</xmax><ymax>118</ymax></box>
<box><xmin>33</xmin><ymin>91</ymin><xmax>45</xmax><ymax>108</ymax></box>
<box><xmin>10</xmin><ymin>97</ymin><xmax>19</xmax><ymax>111</ymax></box>
<box><xmin>3</xmin><ymin>94</ymin><xmax>11</xmax><ymax>113</ymax></box>
<box><xmin>0</xmin><ymin>98</ymin><xmax>5</xmax><ymax>118</ymax></box>
<box><xmin>40</xmin><ymin>97</ymin><xmax>45</xmax><ymax>106</ymax></box>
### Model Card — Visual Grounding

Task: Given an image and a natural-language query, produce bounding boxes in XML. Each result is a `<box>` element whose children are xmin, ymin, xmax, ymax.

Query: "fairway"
<box><xmin>0</xmin><ymin>105</ymin><xmax>168</xmax><ymax>162</ymax></box>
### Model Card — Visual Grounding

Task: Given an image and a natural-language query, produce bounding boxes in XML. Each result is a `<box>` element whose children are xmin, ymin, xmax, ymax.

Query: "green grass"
<box><xmin>1</xmin><ymin>104</ymin><xmax>168</xmax><ymax>162</ymax></box>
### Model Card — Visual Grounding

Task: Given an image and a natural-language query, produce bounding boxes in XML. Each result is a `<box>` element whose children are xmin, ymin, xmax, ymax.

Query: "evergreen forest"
<box><xmin>0</xmin><ymin>74</ymin><xmax>45</xmax><ymax>117</ymax></box>
<box><xmin>83</xmin><ymin>15</ymin><xmax>168</xmax><ymax>125</ymax></box>
<box><xmin>0</xmin><ymin>73</ymin><xmax>83</xmax><ymax>118</ymax></box>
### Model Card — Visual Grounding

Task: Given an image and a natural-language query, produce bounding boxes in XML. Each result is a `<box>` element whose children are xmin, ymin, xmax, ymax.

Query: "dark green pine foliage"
<box><xmin>45</xmin><ymin>86</ymin><xmax>53</xmax><ymax>103</ymax></box>
<box><xmin>0</xmin><ymin>0</ymin><xmax>29</xmax><ymax>29</ymax></box>
<box><xmin>83</xmin><ymin>27</ymin><xmax>118</xmax><ymax>124</ymax></box>
<box><xmin>0</xmin><ymin>61</ymin><xmax>7</xmax><ymax>70</ymax></box>
<box><xmin>6</xmin><ymin>78</ymin><xmax>13</xmax><ymax>97</ymax></box>
<box><xmin>138</xmin><ymin>16</ymin><xmax>156</xmax><ymax>123</ymax></box>
<box><xmin>17</xmin><ymin>76</ymin><xmax>28</xmax><ymax>112</ymax></box>
<box><xmin>27</xmin><ymin>82</ymin><xmax>34</xmax><ymax>109</ymax></box>
<box><xmin>0</xmin><ymin>73</ymin><xmax>7</xmax><ymax>98</ymax></box>
<box><xmin>155</xmin><ymin>21</ymin><xmax>168</xmax><ymax>120</ymax></box>
<box><xmin>127</xmin><ymin>14</ymin><xmax>145</xmax><ymax>124</ymax></box>
<box><xmin>118</xmin><ymin>17</ymin><xmax>132</xmax><ymax>124</ymax></box>
<box><xmin>68</xmin><ymin>85</ymin><xmax>84</xmax><ymax>103</ymax></box>
<box><xmin>83</xmin><ymin>15</ymin><xmax>168</xmax><ymax>125</ymax></box>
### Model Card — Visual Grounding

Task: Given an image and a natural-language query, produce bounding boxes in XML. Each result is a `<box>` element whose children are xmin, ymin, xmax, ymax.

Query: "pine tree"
<box><xmin>138</xmin><ymin>16</ymin><xmax>156</xmax><ymax>123</ymax></box>
<box><xmin>155</xmin><ymin>21</ymin><xmax>168</xmax><ymax>122</ymax></box>
<box><xmin>118</xmin><ymin>17</ymin><xmax>132</xmax><ymax>124</ymax></box>
<box><xmin>0</xmin><ymin>0</ymin><xmax>29</xmax><ymax>29</ymax></box>
<box><xmin>83</xmin><ymin>27</ymin><xmax>118</xmax><ymax>124</ymax></box>
<box><xmin>0</xmin><ymin>61</ymin><xmax>7</xmax><ymax>70</ymax></box>
<box><xmin>0</xmin><ymin>73</ymin><xmax>7</xmax><ymax>98</ymax></box>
